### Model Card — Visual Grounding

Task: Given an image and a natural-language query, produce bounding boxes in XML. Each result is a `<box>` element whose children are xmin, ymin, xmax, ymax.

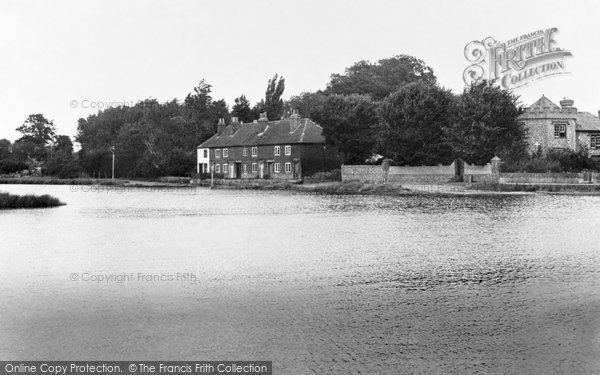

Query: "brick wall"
<box><xmin>209</xmin><ymin>143</ymin><xmax>341</xmax><ymax>179</ymax></box>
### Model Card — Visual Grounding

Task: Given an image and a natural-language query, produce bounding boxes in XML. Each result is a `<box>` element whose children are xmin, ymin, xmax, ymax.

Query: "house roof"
<box><xmin>528</xmin><ymin>95</ymin><xmax>560</xmax><ymax>111</ymax></box>
<box><xmin>576</xmin><ymin>112</ymin><xmax>600</xmax><ymax>132</ymax></box>
<box><xmin>522</xmin><ymin>95</ymin><xmax>600</xmax><ymax>132</ymax></box>
<box><xmin>198</xmin><ymin>118</ymin><xmax>325</xmax><ymax>148</ymax></box>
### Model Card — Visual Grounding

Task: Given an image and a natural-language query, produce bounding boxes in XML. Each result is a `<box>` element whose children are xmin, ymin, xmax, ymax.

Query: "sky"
<box><xmin>0</xmin><ymin>0</ymin><xmax>599</xmax><ymax>142</ymax></box>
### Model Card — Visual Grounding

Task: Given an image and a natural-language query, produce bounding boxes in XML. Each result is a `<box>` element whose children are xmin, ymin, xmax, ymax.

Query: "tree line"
<box><xmin>1</xmin><ymin>54</ymin><xmax>594</xmax><ymax>178</ymax></box>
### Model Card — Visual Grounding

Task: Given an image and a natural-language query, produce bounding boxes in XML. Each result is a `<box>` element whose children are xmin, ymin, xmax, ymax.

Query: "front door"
<box><xmin>293</xmin><ymin>161</ymin><xmax>300</xmax><ymax>179</ymax></box>
<box><xmin>267</xmin><ymin>162</ymin><xmax>274</xmax><ymax>178</ymax></box>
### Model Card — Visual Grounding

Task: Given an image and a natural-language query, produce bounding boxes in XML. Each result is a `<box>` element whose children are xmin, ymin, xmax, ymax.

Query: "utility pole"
<box><xmin>110</xmin><ymin>146</ymin><xmax>115</xmax><ymax>180</ymax></box>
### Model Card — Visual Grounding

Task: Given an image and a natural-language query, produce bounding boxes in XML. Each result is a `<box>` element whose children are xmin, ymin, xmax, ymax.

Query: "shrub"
<box><xmin>500</xmin><ymin>148</ymin><xmax>599</xmax><ymax>173</ymax></box>
<box><xmin>0</xmin><ymin>159</ymin><xmax>28</xmax><ymax>174</ymax></box>
<box><xmin>0</xmin><ymin>192</ymin><xmax>65</xmax><ymax>209</ymax></box>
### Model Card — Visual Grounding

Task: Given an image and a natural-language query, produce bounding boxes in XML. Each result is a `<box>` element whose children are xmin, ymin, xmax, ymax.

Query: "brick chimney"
<box><xmin>217</xmin><ymin>118</ymin><xmax>226</xmax><ymax>135</ymax></box>
<box><xmin>290</xmin><ymin>109</ymin><xmax>301</xmax><ymax>132</ymax></box>
<box><xmin>560</xmin><ymin>98</ymin><xmax>574</xmax><ymax>108</ymax></box>
<box><xmin>258</xmin><ymin>112</ymin><xmax>268</xmax><ymax>123</ymax></box>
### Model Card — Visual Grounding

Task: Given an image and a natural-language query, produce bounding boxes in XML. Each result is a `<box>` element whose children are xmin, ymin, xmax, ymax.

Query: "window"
<box><xmin>251</xmin><ymin>163</ymin><xmax>257</xmax><ymax>173</ymax></box>
<box><xmin>592</xmin><ymin>135</ymin><xmax>600</xmax><ymax>149</ymax></box>
<box><xmin>285</xmin><ymin>162</ymin><xmax>292</xmax><ymax>173</ymax></box>
<box><xmin>252</xmin><ymin>146</ymin><xmax>258</xmax><ymax>157</ymax></box>
<box><xmin>215</xmin><ymin>164</ymin><xmax>221</xmax><ymax>173</ymax></box>
<box><xmin>203</xmin><ymin>149</ymin><xmax>208</xmax><ymax>158</ymax></box>
<box><xmin>243</xmin><ymin>147</ymin><xmax>248</xmax><ymax>156</ymax></box>
<box><xmin>274</xmin><ymin>146</ymin><xmax>281</xmax><ymax>156</ymax></box>
<box><xmin>554</xmin><ymin>124</ymin><xmax>566</xmax><ymax>138</ymax></box>
<box><xmin>274</xmin><ymin>163</ymin><xmax>281</xmax><ymax>173</ymax></box>
<box><xmin>215</xmin><ymin>149</ymin><xmax>221</xmax><ymax>158</ymax></box>
<box><xmin>285</xmin><ymin>145</ymin><xmax>291</xmax><ymax>156</ymax></box>
<box><xmin>223</xmin><ymin>148</ymin><xmax>228</xmax><ymax>158</ymax></box>
<box><xmin>223</xmin><ymin>163</ymin><xmax>229</xmax><ymax>173</ymax></box>
<box><xmin>243</xmin><ymin>164</ymin><xmax>248</xmax><ymax>173</ymax></box>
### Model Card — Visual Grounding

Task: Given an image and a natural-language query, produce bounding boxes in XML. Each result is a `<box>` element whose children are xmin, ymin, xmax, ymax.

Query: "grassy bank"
<box><xmin>0</xmin><ymin>177</ymin><xmax>126</xmax><ymax>185</ymax></box>
<box><xmin>0</xmin><ymin>192</ymin><xmax>65</xmax><ymax>209</ymax></box>
<box><xmin>471</xmin><ymin>181</ymin><xmax>600</xmax><ymax>193</ymax></box>
<box><xmin>0</xmin><ymin>177</ymin><xmax>192</xmax><ymax>188</ymax></box>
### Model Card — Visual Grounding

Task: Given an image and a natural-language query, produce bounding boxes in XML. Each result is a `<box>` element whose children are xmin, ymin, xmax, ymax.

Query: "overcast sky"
<box><xmin>0</xmin><ymin>0</ymin><xmax>598</xmax><ymax>142</ymax></box>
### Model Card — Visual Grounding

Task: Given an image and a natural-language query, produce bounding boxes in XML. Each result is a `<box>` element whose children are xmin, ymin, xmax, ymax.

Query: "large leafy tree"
<box><xmin>76</xmin><ymin>80</ymin><xmax>227</xmax><ymax>178</ymax></box>
<box><xmin>14</xmin><ymin>114</ymin><xmax>56</xmax><ymax>161</ymax></box>
<box><xmin>447</xmin><ymin>81</ymin><xmax>526</xmax><ymax>164</ymax></box>
<box><xmin>327</xmin><ymin>55</ymin><xmax>436</xmax><ymax>100</ymax></box>
<box><xmin>378</xmin><ymin>82</ymin><xmax>455</xmax><ymax>165</ymax></box>
<box><xmin>307</xmin><ymin>94</ymin><xmax>379</xmax><ymax>164</ymax></box>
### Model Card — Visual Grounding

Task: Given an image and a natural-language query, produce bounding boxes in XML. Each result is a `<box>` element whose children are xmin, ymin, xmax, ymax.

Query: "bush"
<box><xmin>0</xmin><ymin>192</ymin><xmax>65</xmax><ymax>209</ymax></box>
<box><xmin>0</xmin><ymin>159</ymin><xmax>28</xmax><ymax>174</ymax></box>
<box><xmin>500</xmin><ymin>148</ymin><xmax>599</xmax><ymax>173</ymax></box>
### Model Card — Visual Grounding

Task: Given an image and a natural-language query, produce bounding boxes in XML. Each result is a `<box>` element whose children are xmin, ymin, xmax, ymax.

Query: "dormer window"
<box><xmin>554</xmin><ymin>124</ymin><xmax>566</xmax><ymax>138</ymax></box>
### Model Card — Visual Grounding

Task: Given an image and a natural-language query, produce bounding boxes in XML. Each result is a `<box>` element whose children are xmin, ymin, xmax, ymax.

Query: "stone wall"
<box><xmin>342</xmin><ymin>162</ymin><xmax>459</xmax><ymax>184</ymax></box>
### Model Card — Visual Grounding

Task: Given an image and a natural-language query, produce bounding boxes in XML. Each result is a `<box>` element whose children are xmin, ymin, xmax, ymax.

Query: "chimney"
<box><xmin>258</xmin><ymin>112</ymin><xmax>269</xmax><ymax>123</ymax></box>
<box><xmin>560</xmin><ymin>98</ymin><xmax>574</xmax><ymax>109</ymax></box>
<box><xmin>290</xmin><ymin>109</ymin><xmax>301</xmax><ymax>131</ymax></box>
<box><xmin>231</xmin><ymin>116</ymin><xmax>239</xmax><ymax>124</ymax></box>
<box><xmin>217</xmin><ymin>118</ymin><xmax>226</xmax><ymax>135</ymax></box>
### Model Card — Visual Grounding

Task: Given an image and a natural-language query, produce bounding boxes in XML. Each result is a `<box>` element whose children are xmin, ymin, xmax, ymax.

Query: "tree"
<box><xmin>15</xmin><ymin>114</ymin><xmax>56</xmax><ymax>161</ymax></box>
<box><xmin>231</xmin><ymin>95</ymin><xmax>253</xmax><ymax>123</ymax></box>
<box><xmin>308</xmin><ymin>94</ymin><xmax>379</xmax><ymax>164</ymax></box>
<box><xmin>447</xmin><ymin>81</ymin><xmax>526</xmax><ymax>164</ymax></box>
<box><xmin>327</xmin><ymin>55</ymin><xmax>436</xmax><ymax>100</ymax></box>
<box><xmin>0</xmin><ymin>139</ymin><xmax>11</xmax><ymax>160</ymax></box>
<box><xmin>44</xmin><ymin>135</ymin><xmax>79</xmax><ymax>178</ymax></box>
<box><xmin>263</xmin><ymin>74</ymin><xmax>285</xmax><ymax>120</ymax></box>
<box><xmin>16</xmin><ymin>114</ymin><xmax>56</xmax><ymax>145</ymax></box>
<box><xmin>378</xmin><ymin>82</ymin><xmax>455</xmax><ymax>165</ymax></box>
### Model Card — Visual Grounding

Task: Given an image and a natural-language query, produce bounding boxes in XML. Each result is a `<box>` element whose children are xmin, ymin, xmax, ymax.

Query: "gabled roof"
<box><xmin>198</xmin><ymin>118</ymin><xmax>325</xmax><ymax>148</ymax></box>
<box><xmin>528</xmin><ymin>95</ymin><xmax>560</xmax><ymax>111</ymax></box>
<box><xmin>576</xmin><ymin>112</ymin><xmax>600</xmax><ymax>132</ymax></box>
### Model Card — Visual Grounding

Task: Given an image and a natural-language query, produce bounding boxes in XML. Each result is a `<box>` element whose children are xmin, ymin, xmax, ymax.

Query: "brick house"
<box><xmin>519</xmin><ymin>95</ymin><xmax>600</xmax><ymax>158</ymax></box>
<box><xmin>197</xmin><ymin>111</ymin><xmax>341</xmax><ymax>179</ymax></box>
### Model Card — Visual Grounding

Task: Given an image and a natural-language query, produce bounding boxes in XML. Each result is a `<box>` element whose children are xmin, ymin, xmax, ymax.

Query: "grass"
<box><xmin>0</xmin><ymin>192</ymin><xmax>65</xmax><ymax>209</ymax></box>
<box><xmin>0</xmin><ymin>177</ymin><xmax>125</xmax><ymax>185</ymax></box>
<box><xmin>471</xmin><ymin>181</ymin><xmax>600</xmax><ymax>192</ymax></box>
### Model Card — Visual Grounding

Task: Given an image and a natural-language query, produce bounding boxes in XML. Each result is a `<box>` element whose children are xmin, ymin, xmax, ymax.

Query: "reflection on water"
<box><xmin>1</xmin><ymin>185</ymin><xmax>599</xmax><ymax>374</ymax></box>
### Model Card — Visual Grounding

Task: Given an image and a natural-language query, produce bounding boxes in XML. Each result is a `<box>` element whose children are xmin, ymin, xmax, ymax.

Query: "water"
<box><xmin>1</xmin><ymin>185</ymin><xmax>599</xmax><ymax>374</ymax></box>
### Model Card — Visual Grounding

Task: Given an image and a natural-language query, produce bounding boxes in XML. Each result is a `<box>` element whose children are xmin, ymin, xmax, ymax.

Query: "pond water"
<box><xmin>0</xmin><ymin>184</ymin><xmax>599</xmax><ymax>374</ymax></box>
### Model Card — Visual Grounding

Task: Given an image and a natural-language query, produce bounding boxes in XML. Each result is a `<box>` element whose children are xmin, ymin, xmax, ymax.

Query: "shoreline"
<box><xmin>3</xmin><ymin>177</ymin><xmax>600</xmax><ymax>197</ymax></box>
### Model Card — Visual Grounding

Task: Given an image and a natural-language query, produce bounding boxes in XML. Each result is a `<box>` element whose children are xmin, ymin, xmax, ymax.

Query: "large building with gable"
<box><xmin>197</xmin><ymin>111</ymin><xmax>341</xmax><ymax>179</ymax></box>
<box><xmin>519</xmin><ymin>96</ymin><xmax>600</xmax><ymax>158</ymax></box>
